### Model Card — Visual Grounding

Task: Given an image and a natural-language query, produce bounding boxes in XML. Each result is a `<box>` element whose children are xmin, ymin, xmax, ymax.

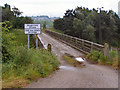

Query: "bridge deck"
<box><xmin>26</xmin><ymin>33</ymin><xmax>118</xmax><ymax>88</ymax></box>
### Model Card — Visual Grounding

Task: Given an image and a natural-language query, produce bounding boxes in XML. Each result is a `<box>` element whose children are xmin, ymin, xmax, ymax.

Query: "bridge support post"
<box><xmin>82</xmin><ymin>40</ymin><xmax>84</xmax><ymax>50</ymax></box>
<box><xmin>47</xmin><ymin>44</ymin><xmax>52</xmax><ymax>52</ymax></box>
<box><xmin>104</xmin><ymin>43</ymin><xmax>109</xmax><ymax>57</ymax></box>
<box><xmin>91</xmin><ymin>42</ymin><xmax>93</xmax><ymax>52</ymax></box>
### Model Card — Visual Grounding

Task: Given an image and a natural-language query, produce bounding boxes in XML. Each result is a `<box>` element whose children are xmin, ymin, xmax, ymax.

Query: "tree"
<box><xmin>2</xmin><ymin>21</ymin><xmax>15</xmax><ymax>62</ymax></box>
<box><xmin>2</xmin><ymin>4</ymin><xmax>14</xmax><ymax>22</ymax></box>
<box><xmin>83</xmin><ymin>25</ymin><xmax>96</xmax><ymax>42</ymax></box>
<box><xmin>53</xmin><ymin>18</ymin><xmax>64</xmax><ymax>30</ymax></box>
<box><xmin>73</xmin><ymin>18</ymin><xmax>85</xmax><ymax>38</ymax></box>
<box><xmin>53</xmin><ymin>6</ymin><xmax>120</xmax><ymax>47</ymax></box>
<box><xmin>23</xmin><ymin>16</ymin><xmax>33</xmax><ymax>24</ymax></box>
<box><xmin>12</xmin><ymin>6</ymin><xmax>23</xmax><ymax>17</ymax></box>
<box><xmin>43</xmin><ymin>21</ymin><xmax>46</xmax><ymax>30</ymax></box>
<box><xmin>2</xmin><ymin>4</ymin><xmax>34</xmax><ymax>29</ymax></box>
<box><xmin>64</xmin><ymin>9</ymin><xmax>74</xmax><ymax>18</ymax></box>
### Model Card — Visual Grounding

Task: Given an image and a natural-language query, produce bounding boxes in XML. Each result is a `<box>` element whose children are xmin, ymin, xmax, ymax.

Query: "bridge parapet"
<box><xmin>45</xmin><ymin>30</ymin><xmax>105</xmax><ymax>55</ymax></box>
<box><xmin>33</xmin><ymin>35</ymin><xmax>45</xmax><ymax>49</ymax></box>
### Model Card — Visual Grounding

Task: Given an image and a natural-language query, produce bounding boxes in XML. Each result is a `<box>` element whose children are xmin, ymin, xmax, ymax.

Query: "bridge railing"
<box><xmin>33</xmin><ymin>35</ymin><xmax>44</xmax><ymax>49</ymax></box>
<box><xmin>45</xmin><ymin>30</ymin><xmax>105</xmax><ymax>54</ymax></box>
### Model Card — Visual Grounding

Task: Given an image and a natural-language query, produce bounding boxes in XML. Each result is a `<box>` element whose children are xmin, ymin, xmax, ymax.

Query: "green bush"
<box><xmin>87</xmin><ymin>50</ymin><xmax>119</xmax><ymax>67</ymax></box>
<box><xmin>99</xmin><ymin>53</ymin><xmax>107</xmax><ymax>62</ymax></box>
<box><xmin>87</xmin><ymin>50</ymin><xmax>100</xmax><ymax>62</ymax></box>
<box><xmin>2</xmin><ymin>46</ymin><xmax>59</xmax><ymax>79</ymax></box>
<box><xmin>2</xmin><ymin>22</ymin><xmax>16</xmax><ymax>63</ymax></box>
<box><xmin>109</xmin><ymin>50</ymin><xmax>117</xmax><ymax>59</ymax></box>
<box><xmin>2</xmin><ymin>27</ymin><xmax>59</xmax><ymax>88</ymax></box>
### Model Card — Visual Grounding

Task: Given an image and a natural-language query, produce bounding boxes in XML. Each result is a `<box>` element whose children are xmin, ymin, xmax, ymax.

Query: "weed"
<box><xmin>87</xmin><ymin>50</ymin><xmax>119</xmax><ymax>68</ymax></box>
<box><xmin>87</xmin><ymin>50</ymin><xmax>100</xmax><ymax>63</ymax></box>
<box><xmin>17</xmin><ymin>86</ymin><xmax>21</xmax><ymax>88</ymax></box>
<box><xmin>63</xmin><ymin>54</ymin><xmax>83</xmax><ymax>67</ymax></box>
<box><xmin>112</xmin><ymin>57</ymin><xmax>119</xmax><ymax>69</ymax></box>
<box><xmin>2</xmin><ymin>29</ymin><xmax>59</xmax><ymax>88</ymax></box>
<box><xmin>26</xmin><ymin>80</ymin><xmax>31</xmax><ymax>84</ymax></box>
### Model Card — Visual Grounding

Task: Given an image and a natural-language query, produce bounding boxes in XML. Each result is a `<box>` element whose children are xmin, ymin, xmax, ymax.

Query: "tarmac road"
<box><xmin>26</xmin><ymin>33</ymin><xmax>118</xmax><ymax>88</ymax></box>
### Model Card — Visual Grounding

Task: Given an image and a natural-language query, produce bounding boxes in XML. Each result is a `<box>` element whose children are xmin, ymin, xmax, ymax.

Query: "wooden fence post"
<box><xmin>82</xmin><ymin>39</ymin><xmax>84</xmax><ymax>50</ymax></box>
<box><xmin>47</xmin><ymin>44</ymin><xmax>52</xmax><ymax>52</ymax></box>
<box><xmin>91</xmin><ymin>42</ymin><xmax>93</xmax><ymax>52</ymax></box>
<box><xmin>116</xmin><ymin>48</ymin><xmax>118</xmax><ymax>57</ymax></box>
<box><xmin>104</xmin><ymin>43</ymin><xmax>109</xmax><ymax>57</ymax></box>
<box><xmin>75</xmin><ymin>38</ymin><xmax>77</xmax><ymax>47</ymax></box>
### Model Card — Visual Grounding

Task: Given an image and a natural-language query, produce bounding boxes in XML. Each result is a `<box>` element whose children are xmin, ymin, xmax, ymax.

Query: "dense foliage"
<box><xmin>54</xmin><ymin>7</ymin><xmax>120</xmax><ymax>47</ymax></box>
<box><xmin>1</xmin><ymin>4</ymin><xmax>59</xmax><ymax>88</ymax></box>
<box><xmin>2</xmin><ymin>4</ymin><xmax>33</xmax><ymax>29</ymax></box>
<box><xmin>2</xmin><ymin>23</ymin><xmax>59</xmax><ymax>88</ymax></box>
<box><xmin>43</xmin><ymin>21</ymin><xmax>47</xmax><ymax>29</ymax></box>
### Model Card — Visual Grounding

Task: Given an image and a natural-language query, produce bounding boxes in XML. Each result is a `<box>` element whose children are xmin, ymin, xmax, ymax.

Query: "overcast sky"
<box><xmin>0</xmin><ymin>0</ymin><xmax>120</xmax><ymax>17</ymax></box>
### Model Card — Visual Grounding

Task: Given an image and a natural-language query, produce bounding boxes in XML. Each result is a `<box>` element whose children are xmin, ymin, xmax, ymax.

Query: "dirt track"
<box><xmin>26</xmin><ymin>33</ymin><xmax>118</xmax><ymax>88</ymax></box>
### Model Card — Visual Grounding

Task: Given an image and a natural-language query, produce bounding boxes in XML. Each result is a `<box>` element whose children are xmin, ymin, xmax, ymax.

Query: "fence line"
<box><xmin>45</xmin><ymin>30</ymin><xmax>105</xmax><ymax>54</ymax></box>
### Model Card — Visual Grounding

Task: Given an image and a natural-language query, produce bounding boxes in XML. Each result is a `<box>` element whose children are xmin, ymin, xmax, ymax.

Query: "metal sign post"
<box><xmin>36</xmin><ymin>34</ymin><xmax>38</xmax><ymax>49</ymax></box>
<box><xmin>24</xmin><ymin>24</ymin><xmax>41</xmax><ymax>49</ymax></box>
<box><xmin>28</xmin><ymin>34</ymin><xmax>30</xmax><ymax>49</ymax></box>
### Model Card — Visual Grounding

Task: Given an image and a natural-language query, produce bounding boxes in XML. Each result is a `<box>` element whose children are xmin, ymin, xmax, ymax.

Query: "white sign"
<box><xmin>24</xmin><ymin>24</ymin><xmax>41</xmax><ymax>34</ymax></box>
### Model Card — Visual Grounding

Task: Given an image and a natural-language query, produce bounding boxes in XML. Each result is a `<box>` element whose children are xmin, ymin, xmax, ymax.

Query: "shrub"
<box><xmin>98</xmin><ymin>53</ymin><xmax>107</xmax><ymax>65</ymax></box>
<box><xmin>13</xmin><ymin>46</ymin><xmax>31</xmax><ymax>67</ymax></box>
<box><xmin>2</xmin><ymin>28</ymin><xmax>59</xmax><ymax>88</ymax></box>
<box><xmin>2</xmin><ymin>22</ymin><xmax>16</xmax><ymax>63</ymax></box>
<box><xmin>112</xmin><ymin>57</ymin><xmax>118</xmax><ymax>68</ymax></box>
<box><xmin>87</xmin><ymin>50</ymin><xmax>119</xmax><ymax>68</ymax></box>
<box><xmin>87</xmin><ymin>50</ymin><xmax>100</xmax><ymax>62</ymax></box>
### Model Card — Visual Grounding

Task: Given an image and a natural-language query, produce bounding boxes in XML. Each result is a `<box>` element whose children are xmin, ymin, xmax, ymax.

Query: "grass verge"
<box><xmin>2</xmin><ymin>29</ymin><xmax>59</xmax><ymax>88</ymax></box>
<box><xmin>86</xmin><ymin>50</ymin><xmax>119</xmax><ymax>69</ymax></box>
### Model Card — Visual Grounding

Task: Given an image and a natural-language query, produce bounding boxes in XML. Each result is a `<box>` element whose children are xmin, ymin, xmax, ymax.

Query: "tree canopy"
<box><xmin>2</xmin><ymin>3</ymin><xmax>33</xmax><ymax>29</ymax></box>
<box><xmin>53</xmin><ymin>7</ymin><xmax>120</xmax><ymax>47</ymax></box>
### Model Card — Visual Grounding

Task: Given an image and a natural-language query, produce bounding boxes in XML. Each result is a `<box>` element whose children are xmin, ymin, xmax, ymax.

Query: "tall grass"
<box><xmin>2</xmin><ymin>29</ymin><xmax>59</xmax><ymax>88</ymax></box>
<box><xmin>2</xmin><ymin>47</ymin><xmax>59</xmax><ymax>87</ymax></box>
<box><xmin>86</xmin><ymin>50</ymin><xmax>119</xmax><ymax>69</ymax></box>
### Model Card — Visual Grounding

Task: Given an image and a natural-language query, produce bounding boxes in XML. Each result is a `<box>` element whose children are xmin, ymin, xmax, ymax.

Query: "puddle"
<box><xmin>60</xmin><ymin>66</ymin><xmax>77</xmax><ymax>71</ymax></box>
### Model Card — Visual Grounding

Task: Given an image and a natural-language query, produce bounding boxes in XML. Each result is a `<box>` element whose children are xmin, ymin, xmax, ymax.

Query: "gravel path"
<box><xmin>26</xmin><ymin>33</ymin><xmax>118</xmax><ymax>88</ymax></box>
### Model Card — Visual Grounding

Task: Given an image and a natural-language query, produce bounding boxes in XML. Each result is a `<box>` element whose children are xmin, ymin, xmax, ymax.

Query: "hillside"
<box><xmin>31</xmin><ymin>15</ymin><xmax>60</xmax><ymax>27</ymax></box>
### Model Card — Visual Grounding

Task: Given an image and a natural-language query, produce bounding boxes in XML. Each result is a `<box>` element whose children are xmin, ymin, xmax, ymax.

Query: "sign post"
<box><xmin>36</xmin><ymin>34</ymin><xmax>38</xmax><ymax>49</ymax></box>
<box><xmin>24</xmin><ymin>24</ymin><xmax>41</xmax><ymax>49</ymax></box>
<box><xmin>28</xmin><ymin>34</ymin><xmax>30</xmax><ymax>49</ymax></box>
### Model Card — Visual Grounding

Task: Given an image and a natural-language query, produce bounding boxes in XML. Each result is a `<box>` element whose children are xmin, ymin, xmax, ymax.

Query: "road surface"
<box><xmin>26</xmin><ymin>33</ymin><xmax>118</xmax><ymax>88</ymax></box>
